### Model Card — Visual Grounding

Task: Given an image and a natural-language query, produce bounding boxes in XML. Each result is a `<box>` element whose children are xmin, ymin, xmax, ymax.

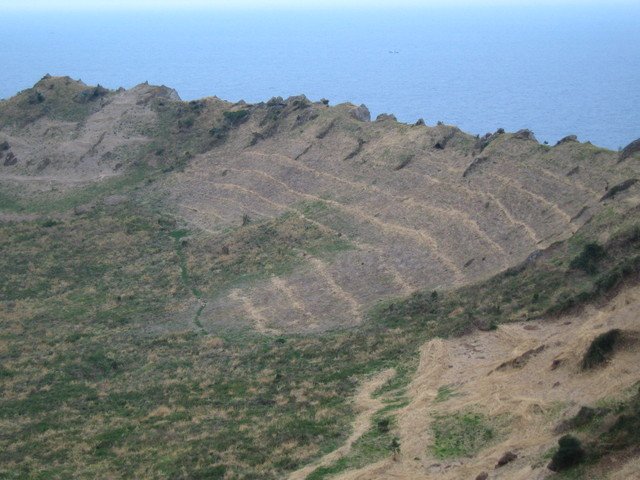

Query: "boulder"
<box><xmin>415</xmin><ymin>118</ymin><xmax>425</xmax><ymax>126</ymax></box>
<box><xmin>513</xmin><ymin>129</ymin><xmax>537</xmax><ymax>141</ymax></box>
<box><xmin>376</xmin><ymin>113</ymin><xmax>397</xmax><ymax>122</ymax></box>
<box><xmin>350</xmin><ymin>104</ymin><xmax>371</xmax><ymax>122</ymax></box>
<box><xmin>495</xmin><ymin>451</ymin><xmax>517</xmax><ymax>468</ymax></box>
<box><xmin>287</xmin><ymin>95</ymin><xmax>310</xmax><ymax>109</ymax></box>
<box><xmin>619</xmin><ymin>138</ymin><xmax>640</xmax><ymax>162</ymax></box>
<box><xmin>556</xmin><ymin>134</ymin><xmax>578</xmax><ymax>146</ymax></box>
<box><xmin>266</xmin><ymin>96</ymin><xmax>285</xmax><ymax>107</ymax></box>
<box><xmin>475</xmin><ymin>473</ymin><xmax>489</xmax><ymax>480</ymax></box>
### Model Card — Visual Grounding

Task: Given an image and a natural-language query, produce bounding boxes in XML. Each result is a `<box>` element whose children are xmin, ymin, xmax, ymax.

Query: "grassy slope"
<box><xmin>1</xmin><ymin>166</ymin><xmax>639</xmax><ymax>479</ymax></box>
<box><xmin>1</xmin><ymin>84</ymin><xmax>639</xmax><ymax>478</ymax></box>
<box><xmin>0</xmin><ymin>76</ymin><xmax>107</xmax><ymax>129</ymax></box>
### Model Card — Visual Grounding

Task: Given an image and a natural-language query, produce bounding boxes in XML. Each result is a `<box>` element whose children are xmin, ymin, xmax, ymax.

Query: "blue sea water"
<box><xmin>1</xmin><ymin>6</ymin><xmax>639</xmax><ymax>149</ymax></box>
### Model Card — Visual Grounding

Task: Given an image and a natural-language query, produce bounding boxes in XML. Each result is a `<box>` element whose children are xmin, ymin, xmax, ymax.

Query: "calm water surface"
<box><xmin>1</xmin><ymin>6</ymin><xmax>639</xmax><ymax>149</ymax></box>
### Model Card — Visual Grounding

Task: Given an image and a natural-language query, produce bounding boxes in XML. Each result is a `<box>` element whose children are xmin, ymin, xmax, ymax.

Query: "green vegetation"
<box><xmin>2</xmin><ymin>168</ymin><xmax>640</xmax><ymax>478</ymax></box>
<box><xmin>374</xmin><ymin>207</ymin><xmax>640</xmax><ymax>334</ymax></box>
<box><xmin>581</xmin><ymin>329</ymin><xmax>621</xmax><ymax>370</ymax></box>
<box><xmin>306</xmin><ymin>405</ymin><xmax>405</xmax><ymax>480</ymax></box>
<box><xmin>569</xmin><ymin>242</ymin><xmax>606</xmax><ymax>274</ymax></box>
<box><xmin>547</xmin><ymin>385</ymin><xmax>640</xmax><ymax>477</ymax></box>
<box><xmin>222</xmin><ymin>109</ymin><xmax>250</xmax><ymax>126</ymax></box>
<box><xmin>0</xmin><ymin>76</ymin><xmax>105</xmax><ymax>127</ymax></box>
<box><xmin>435</xmin><ymin>384</ymin><xmax>461</xmax><ymax>403</ymax></box>
<box><xmin>548</xmin><ymin>435</ymin><xmax>585</xmax><ymax>472</ymax></box>
<box><xmin>0</xmin><ymin>164</ymin><xmax>151</xmax><ymax>214</ymax></box>
<box><xmin>186</xmin><ymin>210</ymin><xmax>353</xmax><ymax>298</ymax></box>
<box><xmin>430</xmin><ymin>411</ymin><xmax>497</xmax><ymax>458</ymax></box>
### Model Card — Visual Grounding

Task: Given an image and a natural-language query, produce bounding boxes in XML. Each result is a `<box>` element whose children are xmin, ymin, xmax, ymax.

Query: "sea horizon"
<box><xmin>1</xmin><ymin>4</ymin><xmax>639</xmax><ymax>149</ymax></box>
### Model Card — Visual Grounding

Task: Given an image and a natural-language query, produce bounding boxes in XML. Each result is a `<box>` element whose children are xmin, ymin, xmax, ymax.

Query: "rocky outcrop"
<box><xmin>133</xmin><ymin>83</ymin><xmax>181</xmax><ymax>104</ymax></box>
<box><xmin>375</xmin><ymin>113</ymin><xmax>397</xmax><ymax>122</ymax></box>
<box><xmin>556</xmin><ymin>134</ymin><xmax>578</xmax><ymax>146</ymax></box>
<box><xmin>350</xmin><ymin>104</ymin><xmax>371</xmax><ymax>122</ymax></box>
<box><xmin>513</xmin><ymin>129</ymin><xmax>537</xmax><ymax>141</ymax></box>
<box><xmin>619</xmin><ymin>138</ymin><xmax>640</xmax><ymax>162</ymax></box>
<box><xmin>475</xmin><ymin>129</ymin><xmax>504</xmax><ymax>152</ymax></box>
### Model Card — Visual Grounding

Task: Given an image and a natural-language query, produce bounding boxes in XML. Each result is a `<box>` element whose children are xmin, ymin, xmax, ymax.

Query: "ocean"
<box><xmin>1</xmin><ymin>5</ymin><xmax>639</xmax><ymax>149</ymax></box>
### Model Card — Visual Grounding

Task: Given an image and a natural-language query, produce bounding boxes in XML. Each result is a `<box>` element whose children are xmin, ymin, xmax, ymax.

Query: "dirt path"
<box><xmin>330</xmin><ymin>284</ymin><xmax>640</xmax><ymax>480</ymax></box>
<box><xmin>0</xmin><ymin>173</ymin><xmax>118</xmax><ymax>184</ymax></box>
<box><xmin>229</xmin><ymin>288</ymin><xmax>281</xmax><ymax>335</ymax></box>
<box><xmin>287</xmin><ymin>368</ymin><xmax>396</xmax><ymax>480</ymax></box>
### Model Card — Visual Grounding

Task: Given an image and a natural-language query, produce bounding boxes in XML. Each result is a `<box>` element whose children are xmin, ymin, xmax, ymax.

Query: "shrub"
<box><xmin>548</xmin><ymin>435</ymin><xmax>585</xmax><ymax>471</ymax></box>
<box><xmin>570</xmin><ymin>242</ymin><xmax>606</xmax><ymax>274</ymax></box>
<box><xmin>431</xmin><ymin>412</ymin><xmax>494</xmax><ymax>458</ymax></box>
<box><xmin>377</xmin><ymin>418</ymin><xmax>390</xmax><ymax>433</ymax></box>
<box><xmin>581</xmin><ymin>329</ymin><xmax>621</xmax><ymax>370</ymax></box>
<box><xmin>223</xmin><ymin>109</ymin><xmax>249</xmax><ymax>126</ymax></box>
<box><xmin>27</xmin><ymin>90</ymin><xmax>45</xmax><ymax>104</ymax></box>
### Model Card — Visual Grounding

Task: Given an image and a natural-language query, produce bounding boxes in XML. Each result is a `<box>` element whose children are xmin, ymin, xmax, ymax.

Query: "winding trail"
<box><xmin>288</xmin><ymin>368</ymin><xmax>396</xmax><ymax>480</ymax></box>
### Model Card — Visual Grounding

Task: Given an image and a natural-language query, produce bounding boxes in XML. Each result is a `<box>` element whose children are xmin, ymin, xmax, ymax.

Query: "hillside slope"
<box><xmin>1</xmin><ymin>77</ymin><xmax>639</xmax><ymax>480</ymax></box>
<box><xmin>3</xmin><ymin>77</ymin><xmax>640</xmax><ymax>334</ymax></box>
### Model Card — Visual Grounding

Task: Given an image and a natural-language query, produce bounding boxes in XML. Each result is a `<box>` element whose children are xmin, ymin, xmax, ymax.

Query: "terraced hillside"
<box><xmin>2</xmin><ymin>77</ymin><xmax>640</xmax><ymax>479</ymax></box>
<box><xmin>4</xmin><ymin>76</ymin><xmax>639</xmax><ymax>334</ymax></box>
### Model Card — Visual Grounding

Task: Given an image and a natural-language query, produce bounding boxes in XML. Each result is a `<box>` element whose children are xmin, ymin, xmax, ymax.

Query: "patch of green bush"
<box><xmin>431</xmin><ymin>412</ymin><xmax>495</xmax><ymax>458</ymax></box>
<box><xmin>548</xmin><ymin>435</ymin><xmax>585</xmax><ymax>472</ymax></box>
<box><xmin>570</xmin><ymin>242</ymin><xmax>606</xmax><ymax>274</ymax></box>
<box><xmin>223</xmin><ymin>109</ymin><xmax>250</xmax><ymax>126</ymax></box>
<box><xmin>581</xmin><ymin>329</ymin><xmax>621</xmax><ymax>370</ymax></box>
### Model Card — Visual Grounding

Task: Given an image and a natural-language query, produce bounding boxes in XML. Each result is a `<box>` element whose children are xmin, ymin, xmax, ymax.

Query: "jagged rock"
<box><xmin>320</xmin><ymin>98</ymin><xmax>329</xmax><ymax>105</ymax></box>
<box><xmin>475</xmin><ymin>128</ymin><xmax>506</xmax><ymax>152</ymax></box>
<box><xmin>102</xmin><ymin>194</ymin><xmax>128</xmax><ymax>206</ymax></box>
<box><xmin>376</xmin><ymin>113</ymin><xmax>397</xmax><ymax>122</ymax></box>
<box><xmin>415</xmin><ymin>118</ymin><xmax>425</xmax><ymax>126</ymax></box>
<box><xmin>134</xmin><ymin>84</ymin><xmax>181</xmax><ymax>104</ymax></box>
<box><xmin>513</xmin><ymin>129</ymin><xmax>537</xmax><ymax>141</ymax></box>
<box><xmin>556</xmin><ymin>134</ymin><xmax>578</xmax><ymax>146</ymax></box>
<box><xmin>74</xmin><ymin>85</ymin><xmax>109</xmax><ymax>104</ymax></box>
<box><xmin>350</xmin><ymin>104</ymin><xmax>371</xmax><ymax>122</ymax></box>
<box><xmin>287</xmin><ymin>95</ymin><xmax>310</xmax><ymax>109</ymax></box>
<box><xmin>475</xmin><ymin>473</ymin><xmax>489</xmax><ymax>480</ymax></box>
<box><xmin>495</xmin><ymin>451</ymin><xmax>517</xmax><ymax>467</ymax></box>
<box><xmin>266</xmin><ymin>96</ymin><xmax>285</xmax><ymax>107</ymax></box>
<box><xmin>619</xmin><ymin>138</ymin><xmax>640</xmax><ymax>162</ymax></box>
